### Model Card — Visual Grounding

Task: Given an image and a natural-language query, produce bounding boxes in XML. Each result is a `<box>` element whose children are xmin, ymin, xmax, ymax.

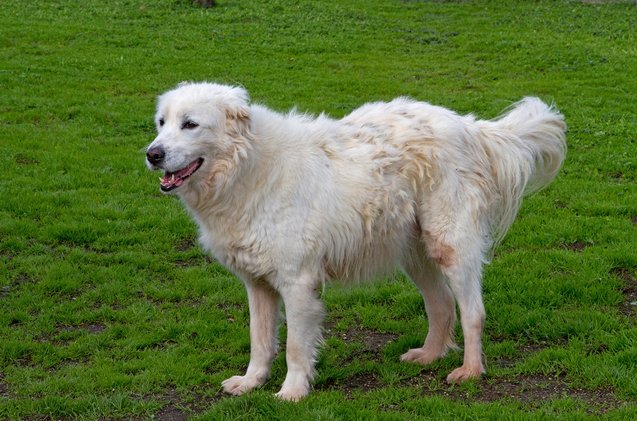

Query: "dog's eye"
<box><xmin>182</xmin><ymin>120</ymin><xmax>199</xmax><ymax>130</ymax></box>
<box><xmin>158</xmin><ymin>118</ymin><xmax>165</xmax><ymax>127</ymax></box>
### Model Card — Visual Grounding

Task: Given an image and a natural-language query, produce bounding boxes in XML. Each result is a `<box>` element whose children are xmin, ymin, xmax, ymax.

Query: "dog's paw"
<box><xmin>400</xmin><ymin>347</ymin><xmax>445</xmax><ymax>365</ymax></box>
<box><xmin>446</xmin><ymin>364</ymin><xmax>485</xmax><ymax>384</ymax></box>
<box><xmin>274</xmin><ymin>385</ymin><xmax>309</xmax><ymax>402</ymax></box>
<box><xmin>221</xmin><ymin>375</ymin><xmax>264</xmax><ymax>396</ymax></box>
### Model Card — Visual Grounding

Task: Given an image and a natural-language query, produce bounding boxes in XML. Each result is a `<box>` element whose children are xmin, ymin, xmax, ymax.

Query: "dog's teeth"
<box><xmin>171</xmin><ymin>174</ymin><xmax>175</xmax><ymax>182</ymax></box>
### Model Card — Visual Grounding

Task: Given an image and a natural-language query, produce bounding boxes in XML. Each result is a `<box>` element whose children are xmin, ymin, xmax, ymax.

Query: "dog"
<box><xmin>145</xmin><ymin>82</ymin><xmax>566</xmax><ymax>401</ymax></box>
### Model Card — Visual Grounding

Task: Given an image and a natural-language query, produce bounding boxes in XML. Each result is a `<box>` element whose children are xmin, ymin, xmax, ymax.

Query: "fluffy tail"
<box><xmin>496</xmin><ymin>97</ymin><xmax>567</xmax><ymax>194</ymax></box>
<box><xmin>482</xmin><ymin>97</ymin><xmax>567</xmax><ymax>250</ymax></box>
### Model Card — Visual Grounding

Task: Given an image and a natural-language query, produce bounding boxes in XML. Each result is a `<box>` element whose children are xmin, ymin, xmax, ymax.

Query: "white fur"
<box><xmin>146</xmin><ymin>82</ymin><xmax>567</xmax><ymax>401</ymax></box>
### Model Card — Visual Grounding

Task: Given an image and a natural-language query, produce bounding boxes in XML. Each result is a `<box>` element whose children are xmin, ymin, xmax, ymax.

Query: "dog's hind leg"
<box><xmin>414</xmin><ymin>178</ymin><xmax>489</xmax><ymax>382</ymax></box>
<box><xmin>442</xmin><ymin>252</ymin><xmax>486</xmax><ymax>383</ymax></box>
<box><xmin>222</xmin><ymin>278</ymin><xmax>280</xmax><ymax>396</ymax></box>
<box><xmin>275</xmin><ymin>280</ymin><xmax>325</xmax><ymax>402</ymax></box>
<box><xmin>422</xmin><ymin>227</ymin><xmax>487</xmax><ymax>383</ymax></box>
<box><xmin>401</xmin><ymin>254</ymin><xmax>458</xmax><ymax>365</ymax></box>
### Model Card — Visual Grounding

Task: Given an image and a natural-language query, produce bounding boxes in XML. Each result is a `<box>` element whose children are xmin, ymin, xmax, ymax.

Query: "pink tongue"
<box><xmin>161</xmin><ymin>160</ymin><xmax>200</xmax><ymax>188</ymax></box>
<box><xmin>177</xmin><ymin>160</ymin><xmax>199</xmax><ymax>177</ymax></box>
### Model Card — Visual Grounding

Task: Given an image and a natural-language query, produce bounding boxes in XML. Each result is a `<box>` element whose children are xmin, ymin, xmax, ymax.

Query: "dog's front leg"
<box><xmin>275</xmin><ymin>283</ymin><xmax>324</xmax><ymax>401</ymax></box>
<box><xmin>222</xmin><ymin>279</ymin><xmax>280</xmax><ymax>396</ymax></box>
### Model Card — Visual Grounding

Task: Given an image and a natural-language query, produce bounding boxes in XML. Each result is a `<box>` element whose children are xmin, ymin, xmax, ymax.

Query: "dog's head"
<box><xmin>146</xmin><ymin>82</ymin><xmax>252</xmax><ymax>195</ymax></box>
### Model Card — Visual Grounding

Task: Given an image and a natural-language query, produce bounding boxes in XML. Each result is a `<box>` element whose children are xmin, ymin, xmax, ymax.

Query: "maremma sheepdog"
<box><xmin>146</xmin><ymin>82</ymin><xmax>566</xmax><ymax>401</ymax></box>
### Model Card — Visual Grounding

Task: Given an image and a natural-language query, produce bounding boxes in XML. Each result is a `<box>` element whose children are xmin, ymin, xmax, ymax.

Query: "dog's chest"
<box><xmin>197</xmin><ymin>219</ymin><xmax>275</xmax><ymax>280</ymax></box>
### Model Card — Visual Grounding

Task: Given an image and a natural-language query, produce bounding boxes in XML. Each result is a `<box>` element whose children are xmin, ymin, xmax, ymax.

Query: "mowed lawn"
<box><xmin>1</xmin><ymin>0</ymin><xmax>636</xmax><ymax>419</ymax></box>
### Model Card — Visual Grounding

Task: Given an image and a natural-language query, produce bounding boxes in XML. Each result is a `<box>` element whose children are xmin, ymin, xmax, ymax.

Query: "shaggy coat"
<box><xmin>146</xmin><ymin>82</ymin><xmax>566</xmax><ymax>401</ymax></box>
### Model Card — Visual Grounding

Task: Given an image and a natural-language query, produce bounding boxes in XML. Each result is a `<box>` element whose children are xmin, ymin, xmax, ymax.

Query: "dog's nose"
<box><xmin>146</xmin><ymin>147</ymin><xmax>165</xmax><ymax>165</ymax></box>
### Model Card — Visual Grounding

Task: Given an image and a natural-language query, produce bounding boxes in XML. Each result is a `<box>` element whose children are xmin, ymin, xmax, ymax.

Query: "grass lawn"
<box><xmin>1</xmin><ymin>0</ymin><xmax>637</xmax><ymax>419</ymax></box>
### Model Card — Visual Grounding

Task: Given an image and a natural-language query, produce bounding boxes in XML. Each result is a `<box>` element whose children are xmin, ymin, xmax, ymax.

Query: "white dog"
<box><xmin>146</xmin><ymin>82</ymin><xmax>566</xmax><ymax>401</ymax></box>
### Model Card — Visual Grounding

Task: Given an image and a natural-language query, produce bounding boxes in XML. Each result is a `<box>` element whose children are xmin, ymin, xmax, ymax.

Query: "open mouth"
<box><xmin>160</xmin><ymin>158</ymin><xmax>204</xmax><ymax>192</ymax></box>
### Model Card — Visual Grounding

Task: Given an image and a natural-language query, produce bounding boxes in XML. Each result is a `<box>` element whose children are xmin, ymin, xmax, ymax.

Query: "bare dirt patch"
<box><xmin>214</xmin><ymin>302</ymin><xmax>244</xmax><ymax>324</ymax></box>
<box><xmin>37</xmin><ymin>322</ymin><xmax>108</xmax><ymax>346</ymax></box>
<box><xmin>487</xmin><ymin>337</ymin><xmax>570</xmax><ymax>370</ymax></box>
<box><xmin>173</xmin><ymin>236</ymin><xmax>212</xmax><ymax>267</ymax></box>
<box><xmin>173</xmin><ymin>255</ymin><xmax>212</xmax><ymax>267</ymax></box>
<box><xmin>0</xmin><ymin>372</ymin><xmax>11</xmax><ymax>398</ymax></box>
<box><xmin>477</xmin><ymin>374</ymin><xmax>621</xmax><ymax>412</ymax></box>
<box><xmin>324</xmin><ymin>321</ymin><xmax>398</xmax><ymax>362</ymax></box>
<box><xmin>176</xmin><ymin>237</ymin><xmax>196</xmax><ymax>252</ymax></box>
<box><xmin>173</xmin><ymin>257</ymin><xmax>200</xmax><ymax>267</ymax></box>
<box><xmin>14</xmin><ymin>153</ymin><xmax>39</xmax><ymax>165</ymax></box>
<box><xmin>331</xmin><ymin>371</ymin><xmax>384</xmax><ymax>398</ymax></box>
<box><xmin>611</xmin><ymin>267</ymin><xmax>637</xmax><ymax>316</ymax></box>
<box><xmin>194</xmin><ymin>0</ymin><xmax>216</xmax><ymax>8</ymax></box>
<box><xmin>404</xmin><ymin>372</ymin><xmax>623</xmax><ymax>414</ymax></box>
<box><xmin>339</xmin><ymin>327</ymin><xmax>398</xmax><ymax>354</ymax></box>
<box><xmin>150</xmin><ymin>388</ymin><xmax>222</xmax><ymax>421</ymax></box>
<box><xmin>560</xmin><ymin>241</ymin><xmax>588</xmax><ymax>252</ymax></box>
<box><xmin>3</xmin><ymin>273</ymin><xmax>37</xmax><ymax>298</ymax></box>
<box><xmin>155</xmin><ymin>389</ymin><xmax>189</xmax><ymax>421</ymax></box>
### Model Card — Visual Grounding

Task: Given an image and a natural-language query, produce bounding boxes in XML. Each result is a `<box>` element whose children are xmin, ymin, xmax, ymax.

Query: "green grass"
<box><xmin>1</xmin><ymin>0</ymin><xmax>637</xmax><ymax>419</ymax></box>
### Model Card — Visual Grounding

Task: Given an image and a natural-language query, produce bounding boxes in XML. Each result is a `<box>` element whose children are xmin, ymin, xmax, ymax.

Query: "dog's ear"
<box><xmin>223</xmin><ymin>86</ymin><xmax>252</xmax><ymax>139</ymax></box>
